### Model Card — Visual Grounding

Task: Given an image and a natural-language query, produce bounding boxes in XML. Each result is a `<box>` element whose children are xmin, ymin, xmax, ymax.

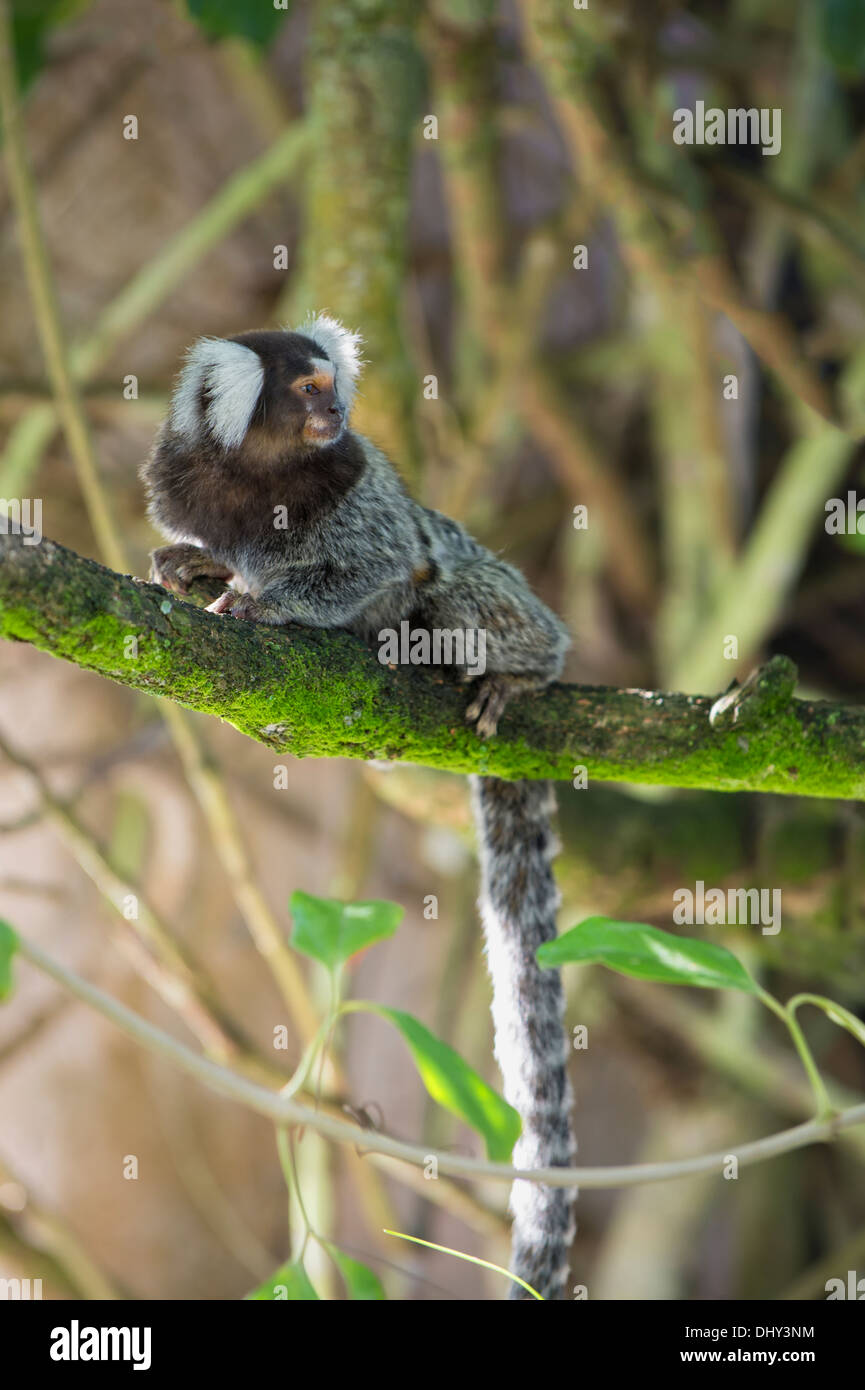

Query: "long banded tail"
<box><xmin>471</xmin><ymin>774</ymin><xmax>577</xmax><ymax>1301</ymax></box>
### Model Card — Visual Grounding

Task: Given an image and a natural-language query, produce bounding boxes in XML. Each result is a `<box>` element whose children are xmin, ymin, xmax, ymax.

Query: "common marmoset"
<box><xmin>141</xmin><ymin>315</ymin><xmax>576</xmax><ymax>1300</ymax></box>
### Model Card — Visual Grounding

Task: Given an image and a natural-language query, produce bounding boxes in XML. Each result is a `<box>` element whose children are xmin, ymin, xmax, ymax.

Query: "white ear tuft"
<box><xmin>295</xmin><ymin>312</ymin><xmax>364</xmax><ymax>409</ymax></box>
<box><xmin>170</xmin><ymin>338</ymin><xmax>264</xmax><ymax>450</ymax></box>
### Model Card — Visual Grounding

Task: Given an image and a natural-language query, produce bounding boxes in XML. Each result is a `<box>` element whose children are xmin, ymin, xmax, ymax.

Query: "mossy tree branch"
<box><xmin>1</xmin><ymin>532</ymin><xmax>864</xmax><ymax>800</ymax></box>
<box><xmin>283</xmin><ymin>0</ymin><xmax>422</xmax><ymax>471</ymax></box>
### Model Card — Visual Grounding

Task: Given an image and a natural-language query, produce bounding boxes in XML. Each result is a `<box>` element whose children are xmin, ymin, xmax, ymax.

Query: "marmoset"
<box><xmin>141</xmin><ymin>315</ymin><xmax>577</xmax><ymax>1300</ymax></box>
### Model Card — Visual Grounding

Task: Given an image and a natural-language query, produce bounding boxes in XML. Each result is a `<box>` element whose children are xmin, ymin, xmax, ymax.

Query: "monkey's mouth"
<box><xmin>303</xmin><ymin>419</ymin><xmax>344</xmax><ymax>445</ymax></box>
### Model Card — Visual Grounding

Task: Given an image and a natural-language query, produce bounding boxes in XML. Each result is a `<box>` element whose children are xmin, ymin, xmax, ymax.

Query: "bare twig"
<box><xmin>16</xmin><ymin>932</ymin><xmax>865</xmax><ymax>1191</ymax></box>
<box><xmin>0</xmin><ymin>10</ymin><xmax>320</xmax><ymax>1045</ymax></box>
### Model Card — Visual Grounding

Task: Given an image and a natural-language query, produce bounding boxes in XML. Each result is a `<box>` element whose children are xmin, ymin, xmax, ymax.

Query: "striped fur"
<box><xmin>144</xmin><ymin>318</ymin><xmax>576</xmax><ymax>1298</ymax></box>
<box><xmin>295</xmin><ymin>312</ymin><xmax>364</xmax><ymax>409</ymax></box>
<box><xmin>170</xmin><ymin>338</ymin><xmax>264</xmax><ymax>448</ymax></box>
<box><xmin>471</xmin><ymin>775</ymin><xmax>577</xmax><ymax>1301</ymax></box>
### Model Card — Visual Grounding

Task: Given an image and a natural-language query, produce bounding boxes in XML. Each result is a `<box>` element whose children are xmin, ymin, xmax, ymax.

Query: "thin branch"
<box><xmin>0</xmin><ymin>7</ymin><xmax>451</xmax><ymax>1251</ymax></box>
<box><xmin>611</xmin><ymin>976</ymin><xmax>865</xmax><ymax>1167</ymax></box>
<box><xmin>0</xmin><ymin>123</ymin><xmax>309</xmax><ymax>496</ymax></box>
<box><xmin>0</xmin><ymin>0</ymin><xmax>121</xmax><ymax>567</ymax></box>
<box><xmin>520</xmin><ymin>0</ymin><xmax>843</xmax><ymax>430</ymax></box>
<box><xmin>0</xmin><ymin>729</ymin><xmax>256</xmax><ymax>1066</ymax></box>
<box><xmin>16</xmin><ymin>932</ymin><xmax>865</xmax><ymax>1191</ymax></box>
<box><xmin>157</xmin><ymin>699</ymin><xmax>320</xmax><ymax>1044</ymax></box>
<box><xmin>667</xmin><ymin>419</ymin><xmax>856</xmax><ymax>692</ymax></box>
<box><xmin>712</xmin><ymin>166</ymin><xmax>865</xmax><ymax>297</ymax></box>
<box><xmin>518</xmin><ymin>368</ymin><xmax>657</xmax><ymax>616</ymax></box>
<box><xmin>0</xmin><ymin>17</ymin><xmax>321</xmax><ymax>1046</ymax></box>
<box><xmin>690</xmin><ymin>254</ymin><xmax>837</xmax><ymax>423</ymax></box>
<box><xmin>1</xmin><ymin>531</ymin><xmax>864</xmax><ymax>799</ymax></box>
<box><xmin>0</xmin><ymin>1151</ymin><xmax>122</xmax><ymax>1299</ymax></box>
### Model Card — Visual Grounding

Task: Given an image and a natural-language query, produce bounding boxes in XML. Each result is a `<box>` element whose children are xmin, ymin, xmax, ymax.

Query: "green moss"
<box><xmin>3</xmin><ymin>537</ymin><xmax>865</xmax><ymax>801</ymax></box>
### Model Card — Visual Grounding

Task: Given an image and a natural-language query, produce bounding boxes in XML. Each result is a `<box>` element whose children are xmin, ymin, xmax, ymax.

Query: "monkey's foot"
<box><xmin>465</xmin><ymin>676</ymin><xmax>510</xmax><ymax>739</ymax></box>
<box><xmin>207</xmin><ymin>591</ymin><xmax>281</xmax><ymax>624</ymax></box>
<box><xmin>150</xmin><ymin>544</ymin><xmax>232</xmax><ymax>595</ymax></box>
<box><xmin>206</xmin><ymin>590</ymin><xmax>239</xmax><ymax>615</ymax></box>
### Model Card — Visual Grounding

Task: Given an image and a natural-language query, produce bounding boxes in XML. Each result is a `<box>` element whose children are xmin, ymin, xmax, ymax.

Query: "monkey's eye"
<box><xmin>300</xmin><ymin>382</ymin><xmax>319</xmax><ymax>394</ymax></box>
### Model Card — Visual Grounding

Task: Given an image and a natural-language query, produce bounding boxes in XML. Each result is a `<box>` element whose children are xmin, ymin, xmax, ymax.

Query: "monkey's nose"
<box><xmin>327</xmin><ymin>404</ymin><xmax>343</xmax><ymax>416</ymax></box>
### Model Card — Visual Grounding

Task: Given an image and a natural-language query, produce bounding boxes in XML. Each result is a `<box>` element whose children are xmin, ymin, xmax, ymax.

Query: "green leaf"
<box><xmin>820</xmin><ymin>0</ymin><xmax>865</xmax><ymax>77</ymax></box>
<box><xmin>185</xmin><ymin>0</ymin><xmax>290</xmax><ymax>48</ymax></box>
<box><xmin>0</xmin><ymin>920</ymin><xmax>18</xmax><ymax>1001</ymax></box>
<box><xmin>368</xmin><ymin>1005</ymin><xmax>521</xmax><ymax>1162</ymax></box>
<box><xmin>537</xmin><ymin>916</ymin><xmax>757</xmax><ymax>994</ymax></box>
<box><xmin>330</xmin><ymin>1249</ymin><xmax>385</xmax><ymax>1301</ymax></box>
<box><xmin>245</xmin><ymin>1261</ymin><xmax>319</xmax><ymax>1301</ymax></box>
<box><xmin>289</xmin><ymin>891</ymin><xmax>403</xmax><ymax>971</ymax></box>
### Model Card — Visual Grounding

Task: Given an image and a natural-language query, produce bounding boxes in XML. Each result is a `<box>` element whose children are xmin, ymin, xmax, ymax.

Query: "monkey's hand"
<box><xmin>150</xmin><ymin>544</ymin><xmax>233</xmax><ymax>595</ymax></box>
<box><xmin>207</xmin><ymin>566</ymin><xmax>398</xmax><ymax>629</ymax></box>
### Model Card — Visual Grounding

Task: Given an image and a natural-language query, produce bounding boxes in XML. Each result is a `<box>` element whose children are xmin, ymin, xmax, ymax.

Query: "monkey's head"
<box><xmin>168</xmin><ymin>314</ymin><xmax>364</xmax><ymax>461</ymax></box>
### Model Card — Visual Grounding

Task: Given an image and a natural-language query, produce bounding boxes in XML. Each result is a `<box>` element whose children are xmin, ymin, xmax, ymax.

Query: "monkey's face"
<box><xmin>228</xmin><ymin>330</ymin><xmax>347</xmax><ymax>455</ymax></box>
<box><xmin>289</xmin><ymin>367</ymin><xmax>345</xmax><ymax>447</ymax></box>
<box><xmin>171</xmin><ymin>324</ymin><xmax>361</xmax><ymax>465</ymax></box>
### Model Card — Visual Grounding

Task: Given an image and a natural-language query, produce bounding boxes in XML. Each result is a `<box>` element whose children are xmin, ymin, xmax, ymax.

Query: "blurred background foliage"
<box><xmin>1</xmin><ymin>0</ymin><xmax>865</xmax><ymax>1300</ymax></box>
